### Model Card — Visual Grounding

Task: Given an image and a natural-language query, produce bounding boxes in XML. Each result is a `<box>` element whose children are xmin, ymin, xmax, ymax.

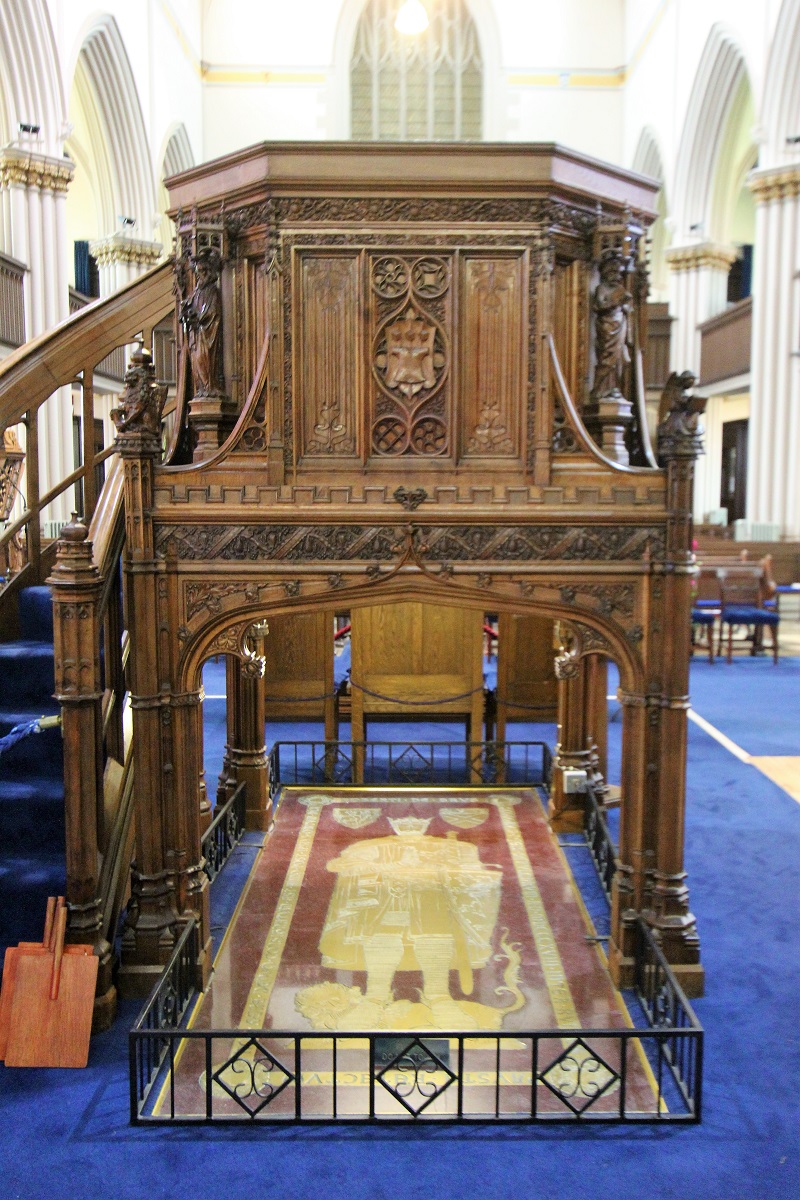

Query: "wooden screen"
<box><xmin>495</xmin><ymin>613</ymin><xmax>558</xmax><ymax>740</ymax></box>
<box><xmin>349</xmin><ymin>601</ymin><xmax>484</xmax><ymax>743</ymax></box>
<box><xmin>263</xmin><ymin>612</ymin><xmax>336</xmax><ymax>740</ymax></box>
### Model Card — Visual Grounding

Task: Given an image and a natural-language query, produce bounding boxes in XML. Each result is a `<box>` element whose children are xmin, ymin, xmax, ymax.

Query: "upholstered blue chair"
<box><xmin>718</xmin><ymin>570</ymin><xmax>780</xmax><ymax>664</ymax></box>
<box><xmin>691</xmin><ymin>607</ymin><xmax>717</xmax><ymax>663</ymax></box>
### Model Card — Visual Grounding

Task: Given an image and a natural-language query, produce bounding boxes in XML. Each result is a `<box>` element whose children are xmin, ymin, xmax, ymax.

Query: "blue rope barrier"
<box><xmin>0</xmin><ymin>714</ymin><xmax>60</xmax><ymax>759</ymax></box>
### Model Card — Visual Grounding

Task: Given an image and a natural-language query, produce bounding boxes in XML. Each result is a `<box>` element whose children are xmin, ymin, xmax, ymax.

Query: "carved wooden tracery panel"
<box><xmin>370</xmin><ymin>252</ymin><xmax>451</xmax><ymax>459</ymax></box>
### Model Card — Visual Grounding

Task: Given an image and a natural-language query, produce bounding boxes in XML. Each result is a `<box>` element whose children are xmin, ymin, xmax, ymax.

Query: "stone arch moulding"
<box><xmin>160</xmin><ymin>123</ymin><xmax>195</xmax><ymax>182</ymax></box>
<box><xmin>327</xmin><ymin>0</ymin><xmax>504</xmax><ymax>140</ymax></box>
<box><xmin>69</xmin><ymin>14</ymin><xmax>156</xmax><ymax>239</ymax></box>
<box><xmin>761</xmin><ymin>0</ymin><xmax>800</xmax><ymax>166</ymax></box>
<box><xmin>176</xmin><ymin>570</ymin><xmax>645</xmax><ymax>698</ymax></box>
<box><xmin>0</xmin><ymin>0</ymin><xmax>65</xmax><ymax>156</ymax></box>
<box><xmin>672</xmin><ymin>23</ymin><xmax>752</xmax><ymax>242</ymax></box>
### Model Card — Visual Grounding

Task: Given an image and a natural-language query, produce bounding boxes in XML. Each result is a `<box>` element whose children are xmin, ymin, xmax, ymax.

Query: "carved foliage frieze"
<box><xmin>156</xmin><ymin>523</ymin><xmax>664</xmax><ymax>564</ymax></box>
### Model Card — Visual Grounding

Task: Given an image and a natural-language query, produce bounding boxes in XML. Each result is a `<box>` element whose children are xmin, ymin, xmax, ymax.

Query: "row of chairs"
<box><xmin>691</xmin><ymin>566</ymin><xmax>779</xmax><ymax>664</ymax></box>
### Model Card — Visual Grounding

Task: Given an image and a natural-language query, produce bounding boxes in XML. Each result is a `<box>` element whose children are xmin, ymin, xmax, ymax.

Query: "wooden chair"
<box><xmin>691</xmin><ymin>608</ymin><xmax>717</xmax><ymax>663</ymax></box>
<box><xmin>718</xmin><ymin>569</ymin><xmax>780</xmax><ymax>664</ymax></box>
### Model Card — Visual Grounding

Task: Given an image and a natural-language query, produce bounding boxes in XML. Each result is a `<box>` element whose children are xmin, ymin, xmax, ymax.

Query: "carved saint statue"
<box><xmin>591</xmin><ymin>252</ymin><xmax>632</xmax><ymax>401</ymax></box>
<box><xmin>180</xmin><ymin>249</ymin><xmax>225</xmax><ymax>398</ymax></box>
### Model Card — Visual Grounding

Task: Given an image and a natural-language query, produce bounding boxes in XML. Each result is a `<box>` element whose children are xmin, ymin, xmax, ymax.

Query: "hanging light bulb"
<box><xmin>395</xmin><ymin>0</ymin><xmax>429</xmax><ymax>35</ymax></box>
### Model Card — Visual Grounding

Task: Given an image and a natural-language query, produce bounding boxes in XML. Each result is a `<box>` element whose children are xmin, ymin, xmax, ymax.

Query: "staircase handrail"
<box><xmin>0</xmin><ymin>260</ymin><xmax>174</xmax><ymax>594</ymax></box>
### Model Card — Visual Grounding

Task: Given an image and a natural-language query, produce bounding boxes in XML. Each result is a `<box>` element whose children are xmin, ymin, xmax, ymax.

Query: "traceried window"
<box><xmin>351</xmin><ymin>0</ymin><xmax>483</xmax><ymax>141</ymax></box>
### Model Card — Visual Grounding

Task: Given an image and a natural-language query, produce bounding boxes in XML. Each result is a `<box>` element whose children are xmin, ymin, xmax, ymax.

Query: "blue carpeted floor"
<box><xmin>1</xmin><ymin>648</ymin><xmax>799</xmax><ymax>1198</ymax></box>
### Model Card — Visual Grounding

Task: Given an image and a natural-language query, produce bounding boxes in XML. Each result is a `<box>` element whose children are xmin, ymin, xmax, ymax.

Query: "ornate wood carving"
<box><xmin>297</xmin><ymin>255</ymin><xmax>359</xmax><ymax>457</ymax></box>
<box><xmin>462</xmin><ymin>257</ymin><xmax>522</xmax><ymax>458</ymax></box>
<box><xmin>370</xmin><ymin>253</ymin><xmax>451</xmax><ymax>459</ymax></box>
<box><xmin>156</xmin><ymin>522</ymin><xmax>664</xmax><ymax>563</ymax></box>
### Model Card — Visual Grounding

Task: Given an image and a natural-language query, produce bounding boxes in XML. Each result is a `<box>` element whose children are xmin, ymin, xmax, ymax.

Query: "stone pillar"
<box><xmin>549</xmin><ymin>630</ymin><xmax>590</xmax><ymax>832</ymax></box>
<box><xmin>88</xmin><ymin>233</ymin><xmax>162</xmax><ymax>298</ymax></box>
<box><xmin>665</xmin><ymin>241</ymin><xmax>738</xmax><ymax>522</ymax></box>
<box><xmin>229</xmin><ymin>623</ymin><xmax>272</xmax><ymax>832</ymax></box>
<box><xmin>748</xmin><ymin>166</ymin><xmax>800</xmax><ymax>539</ymax></box>
<box><xmin>111</xmin><ymin>349</ymin><xmax>174</xmax><ymax>997</ymax></box>
<box><xmin>48</xmin><ymin>515</ymin><xmax>116</xmax><ymax>1029</ymax></box>
<box><xmin>0</xmin><ymin>149</ymin><xmax>74</xmax><ymax>524</ymax></box>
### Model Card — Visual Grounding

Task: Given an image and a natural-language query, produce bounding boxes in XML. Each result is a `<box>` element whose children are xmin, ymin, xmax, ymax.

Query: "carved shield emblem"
<box><xmin>383</xmin><ymin>308</ymin><xmax>437</xmax><ymax>396</ymax></box>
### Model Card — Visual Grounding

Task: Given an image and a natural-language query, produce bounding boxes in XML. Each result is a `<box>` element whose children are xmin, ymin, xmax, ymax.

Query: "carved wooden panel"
<box><xmin>350</xmin><ymin>601</ymin><xmax>484</xmax><ymax>741</ymax></box>
<box><xmin>461</xmin><ymin>255</ymin><xmax>524</xmax><ymax>459</ymax></box>
<box><xmin>496</xmin><ymin>613</ymin><xmax>558</xmax><ymax>735</ymax></box>
<box><xmin>263</xmin><ymin>611</ymin><xmax>335</xmax><ymax>730</ymax></box>
<box><xmin>296</xmin><ymin>253</ymin><xmax>360</xmax><ymax>459</ymax></box>
<box><xmin>369</xmin><ymin>252</ymin><xmax>452</xmax><ymax>461</ymax></box>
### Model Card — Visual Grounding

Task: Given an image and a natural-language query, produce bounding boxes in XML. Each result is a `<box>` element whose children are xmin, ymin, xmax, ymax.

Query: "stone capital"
<box><xmin>665</xmin><ymin>241</ymin><xmax>739</xmax><ymax>274</ymax></box>
<box><xmin>748</xmin><ymin>163</ymin><xmax>800</xmax><ymax>204</ymax></box>
<box><xmin>0</xmin><ymin>148</ymin><xmax>74</xmax><ymax>193</ymax></box>
<box><xmin>89</xmin><ymin>233</ymin><xmax>163</xmax><ymax>270</ymax></box>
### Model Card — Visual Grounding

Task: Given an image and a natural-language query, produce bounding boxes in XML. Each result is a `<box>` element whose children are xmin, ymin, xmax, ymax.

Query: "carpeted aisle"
<box><xmin>0</xmin><ymin>659</ymin><xmax>799</xmax><ymax>1198</ymax></box>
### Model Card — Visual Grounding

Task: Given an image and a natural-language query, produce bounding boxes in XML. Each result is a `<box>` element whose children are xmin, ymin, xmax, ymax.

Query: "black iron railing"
<box><xmin>634</xmin><ymin>918</ymin><xmax>704</xmax><ymax>1118</ymax></box>
<box><xmin>129</xmin><ymin>918</ymin><xmax>198</xmax><ymax>1118</ymax></box>
<box><xmin>129</xmin><ymin>912</ymin><xmax>701</xmax><ymax>1126</ymax></box>
<box><xmin>268</xmin><ymin>740</ymin><xmax>552</xmax><ymax>801</ymax></box>
<box><xmin>583</xmin><ymin>782</ymin><xmax>617</xmax><ymax>901</ymax></box>
<box><xmin>201</xmin><ymin>781</ymin><xmax>246</xmax><ymax>883</ymax></box>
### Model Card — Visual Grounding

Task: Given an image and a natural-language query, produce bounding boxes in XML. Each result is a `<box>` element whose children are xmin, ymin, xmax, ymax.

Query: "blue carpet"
<box><xmin>1</xmin><ymin>653</ymin><xmax>799</xmax><ymax>1197</ymax></box>
<box><xmin>0</xmin><ymin>589</ymin><xmax>65</xmax><ymax>955</ymax></box>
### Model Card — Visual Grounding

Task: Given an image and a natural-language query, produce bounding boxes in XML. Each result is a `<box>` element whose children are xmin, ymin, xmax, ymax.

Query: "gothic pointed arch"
<box><xmin>632</xmin><ymin>126</ymin><xmax>670</xmax><ymax>299</ymax></box>
<box><xmin>0</xmin><ymin>0</ymin><xmax>65</xmax><ymax>158</ymax></box>
<box><xmin>761</xmin><ymin>0</ymin><xmax>800</xmax><ymax>165</ymax></box>
<box><xmin>67</xmin><ymin>15</ymin><xmax>156</xmax><ymax>241</ymax></box>
<box><xmin>672</xmin><ymin>25</ymin><xmax>753</xmax><ymax>243</ymax></box>
<box><xmin>332</xmin><ymin>0</ymin><xmax>501</xmax><ymax>140</ymax></box>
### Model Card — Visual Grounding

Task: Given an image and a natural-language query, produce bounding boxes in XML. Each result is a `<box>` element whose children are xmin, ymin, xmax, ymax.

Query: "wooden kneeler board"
<box><xmin>2</xmin><ymin>898</ymin><xmax>98</xmax><ymax>1068</ymax></box>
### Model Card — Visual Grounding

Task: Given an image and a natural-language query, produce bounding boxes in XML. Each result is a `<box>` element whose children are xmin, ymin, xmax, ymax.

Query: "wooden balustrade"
<box><xmin>0</xmin><ymin>261</ymin><xmax>174</xmax><ymax>598</ymax></box>
<box><xmin>699</xmin><ymin>296</ymin><xmax>752</xmax><ymax>385</ymax></box>
<box><xmin>0</xmin><ymin>251</ymin><xmax>26</xmax><ymax>350</ymax></box>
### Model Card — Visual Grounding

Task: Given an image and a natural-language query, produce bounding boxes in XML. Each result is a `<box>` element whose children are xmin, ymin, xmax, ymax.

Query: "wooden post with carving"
<box><xmin>649</xmin><ymin>372</ymin><xmax>707</xmax><ymax>996</ymax></box>
<box><xmin>48</xmin><ymin>515</ymin><xmax>116</xmax><ymax>1029</ymax></box>
<box><xmin>112</xmin><ymin>348</ymin><xmax>176</xmax><ymax>997</ymax></box>
<box><xmin>229</xmin><ymin>621</ymin><xmax>271</xmax><ymax>831</ymax></box>
<box><xmin>549</xmin><ymin>628</ymin><xmax>591</xmax><ymax>831</ymax></box>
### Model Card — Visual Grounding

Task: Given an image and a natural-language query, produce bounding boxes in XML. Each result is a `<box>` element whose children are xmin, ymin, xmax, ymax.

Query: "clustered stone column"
<box><xmin>0</xmin><ymin>148</ymin><xmax>74</xmax><ymax>523</ymax></box>
<box><xmin>747</xmin><ymin>165</ymin><xmax>800</xmax><ymax>539</ymax></box>
<box><xmin>665</xmin><ymin>240</ymin><xmax>738</xmax><ymax>522</ymax></box>
<box><xmin>48</xmin><ymin>515</ymin><xmax>116</xmax><ymax>1028</ymax></box>
<box><xmin>88</xmin><ymin>232</ymin><xmax>163</xmax><ymax>297</ymax></box>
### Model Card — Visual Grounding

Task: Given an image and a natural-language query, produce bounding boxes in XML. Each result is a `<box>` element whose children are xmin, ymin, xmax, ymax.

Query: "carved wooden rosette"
<box><xmin>48</xmin><ymin>516</ymin><xmax>115</xmax><ymax>1026</ymax></box>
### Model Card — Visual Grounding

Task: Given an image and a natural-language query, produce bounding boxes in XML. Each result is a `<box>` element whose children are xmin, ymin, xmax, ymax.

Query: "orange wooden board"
<box><xmin>0</xmin><ymin>945</ymin><xmax>47</xmax><ymax>1060</ymax></box>
<box><xmin>4</xmin><ymin>949</ymin><xmax>99</xmax><ymax>1068</ymax></box>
